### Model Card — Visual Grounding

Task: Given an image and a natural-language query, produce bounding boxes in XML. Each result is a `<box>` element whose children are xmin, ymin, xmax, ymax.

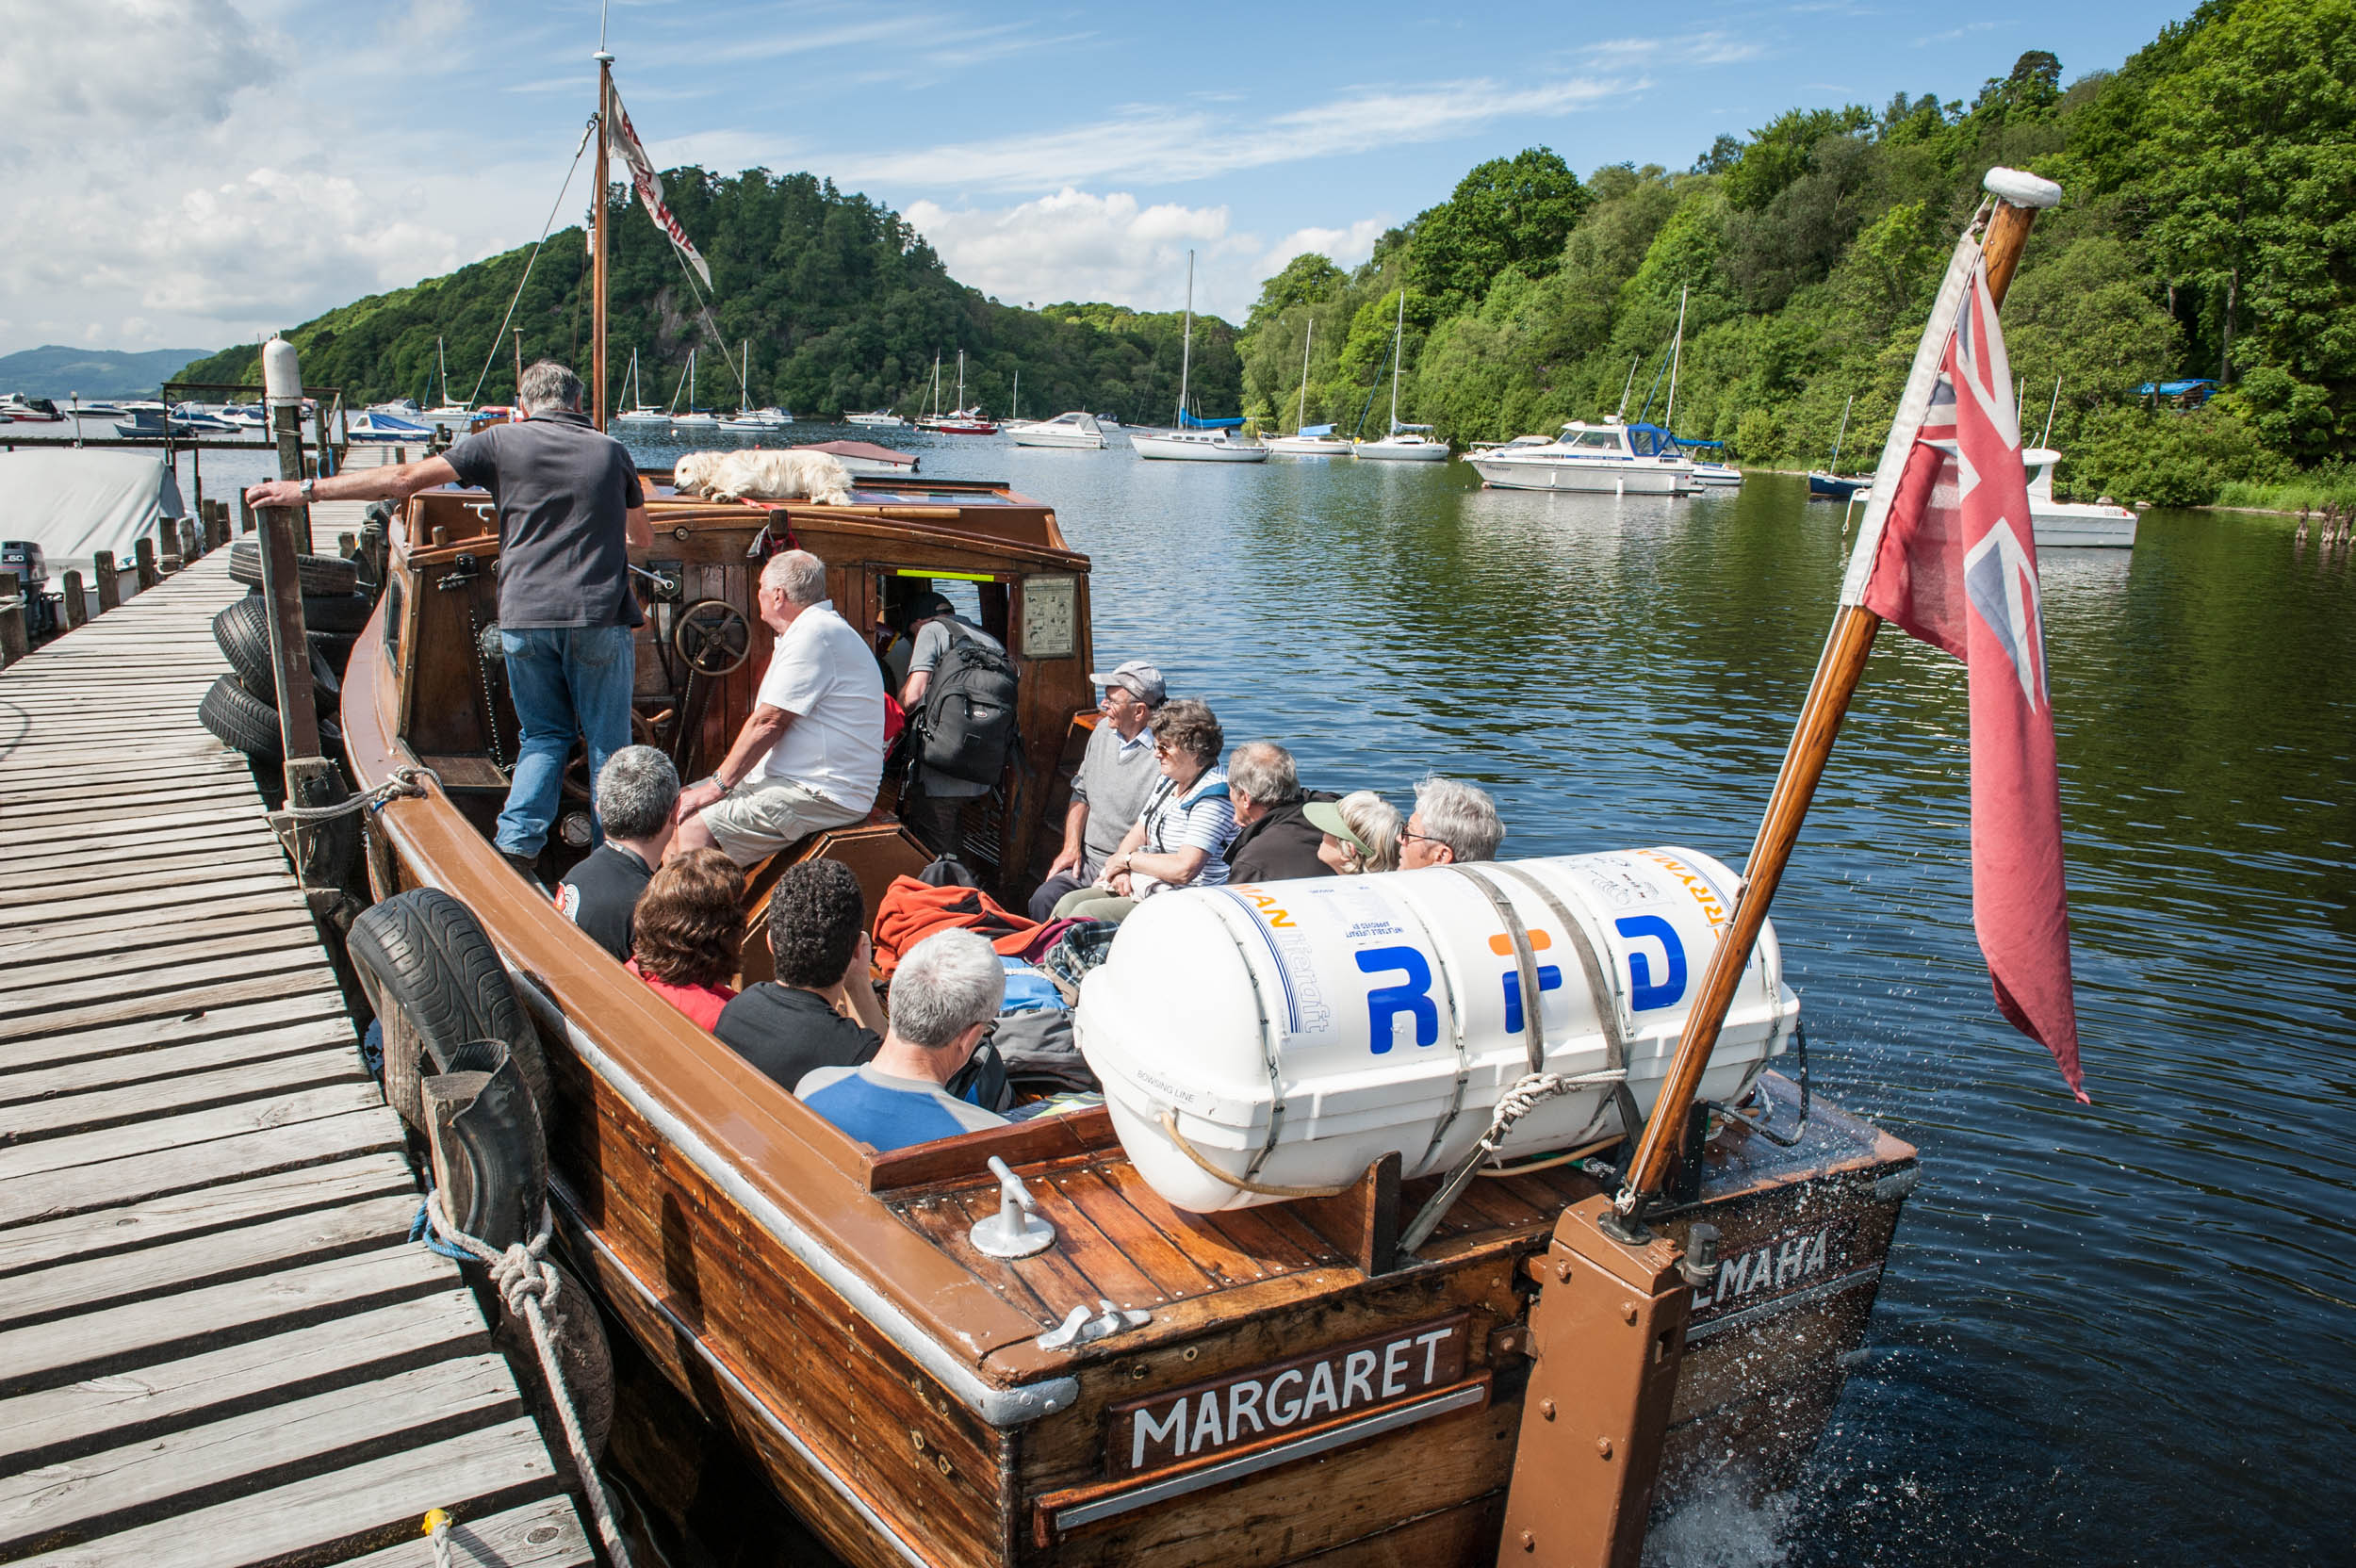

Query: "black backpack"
<box><xmin>915</xmin><ymin>622</ymin><xmax>1021</xmax><ymax>785</ymax></box>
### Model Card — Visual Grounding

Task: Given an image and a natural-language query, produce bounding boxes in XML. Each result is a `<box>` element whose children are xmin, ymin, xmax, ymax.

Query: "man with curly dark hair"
<box><xmin>715</xmin><ymin>858</ymin><xmax>889</xmax><ymax>1091</ymax></box>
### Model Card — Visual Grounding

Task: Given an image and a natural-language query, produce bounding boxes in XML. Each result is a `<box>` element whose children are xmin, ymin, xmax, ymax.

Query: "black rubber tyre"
<box><xmin>228</xmin><ymin>538</ymin><xmax>360</xmax><ymax>596</ymax></box>
<box><xmin>297</xmin><ymin>590</ymin><xmax>374</xmax><ymax>634</ymax></box>
<box><xmin>197</xmin><ymin>671</ymin><xmax>342</xmax><ymax>758</ymax></box>
<box><xmin>199</xmin><ymin>671</ymin><xmax>285</xmax><ymax>756</ymax></box>
<box><xmin>223</xmin><ymin>632</ymin><xmax>340</xmax><ymax>722</ymax></box>
<box><xmin>346</xmin><ymin>888</ymin><xmax>554</xmax><ymax>1131</ymax></box>
<box><xmin>212</xmin><ymin>596</ymin><xmax>274</xmax><ymax>693</ymax></box>
<box><xmin>309</xmin><ymin>629</ymin><xmax>358</xmax><ymax>677</ymax></box>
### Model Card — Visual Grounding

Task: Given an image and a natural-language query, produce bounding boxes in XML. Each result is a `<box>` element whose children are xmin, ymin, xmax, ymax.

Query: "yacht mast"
<box><xmin>1296</xmin><ymin>318</ymin><xmax>1313</xmax><ymax>432</ymax></box>
<box><xmin>1010</xmin><ymin>368</ymin><xmax>1018</xmax><ymax>421</ymax></box>
<box><xmin>1176</xmin><ymin>250</ymin><xmax>1194</xmax><ymax>426</ymax></box>
<box><xmin>1664</xmin><ymin>285</ymin><xmax>1689</xmax><ymax>431</ymax></box>
<box><xmin>956</xmin><ymin>350</ymin><xmax>965</xmax><ymax>414</ymax></box>
<box><xmin>592</xmin><ymin>39</ymin><xmax>613</xmax><ymax>428</ymax></box>
<box><xmin>740</xmin><ymin>338</ymin><xmax>750</xmax><ymax>415</ymax></box>
<box><xmin>1388</xmin><ymin>288</ymin><xmax>1404</xmax><ymax>433</ymax></box>
<box><xmin>1615</xmin><ymin>354</ymin><xmax>1640</xmax><ymax>419</ymax></box>
<box><xmin>930</xmin><ymin>352</ymin><xmax>941</xmax><ymax>419</ymax></box>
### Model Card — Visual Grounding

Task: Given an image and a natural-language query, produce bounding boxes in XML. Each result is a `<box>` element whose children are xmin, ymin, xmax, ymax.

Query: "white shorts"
<box><xmin>700</xmin><ymin>778</ymin><xmax>866</xmax><ymax>865</ymax></box>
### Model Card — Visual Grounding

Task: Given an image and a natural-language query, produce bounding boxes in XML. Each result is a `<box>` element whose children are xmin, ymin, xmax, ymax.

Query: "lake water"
<box><xmin>155</xmin><ymin>421</ymin><xmax>2356</xmax><ymax>1562</ymax></box>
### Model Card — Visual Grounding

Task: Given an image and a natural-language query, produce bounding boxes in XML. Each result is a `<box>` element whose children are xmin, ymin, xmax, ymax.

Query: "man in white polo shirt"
<box><xmin>672</xmin><ymin>549</ymin><xmax>883</xmax><ymax>864</ymax></box>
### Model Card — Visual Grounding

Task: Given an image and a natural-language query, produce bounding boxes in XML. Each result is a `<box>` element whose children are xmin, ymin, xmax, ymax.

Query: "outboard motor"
<box><xmin>1</xmin><ymin>540</ymin><xmax>55</xmax><ymax>641</ymax></box>
<box><xmin>1078</xmin><ymin>847</ymin><xmax>1797</xmax><ymax>1212</ymax></box>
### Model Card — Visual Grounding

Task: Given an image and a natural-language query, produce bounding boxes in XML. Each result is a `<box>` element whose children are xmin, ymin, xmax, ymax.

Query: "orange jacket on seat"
<box><xmin>871</xmin><ymin>875</ymin><xmax>1041</xmax><ymax>978</ymax></box>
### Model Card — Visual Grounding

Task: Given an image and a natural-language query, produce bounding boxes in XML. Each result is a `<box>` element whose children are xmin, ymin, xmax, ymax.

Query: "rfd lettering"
<box><xmin>1356</xmin><ymin>917</ymin><xmax>1691</xmax><ymax>1054</ymax></box>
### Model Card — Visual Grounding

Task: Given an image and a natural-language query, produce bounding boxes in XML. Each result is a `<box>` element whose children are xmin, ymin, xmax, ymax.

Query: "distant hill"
<box><xmin>176</xmin><ymin>170</ymin><xmax>1243</xmax><ymax>425</ymax></box>
<box><xmin>0</xmin><ymin>345</ymin><xmax>220</xmax><ymax>401</ymax></box>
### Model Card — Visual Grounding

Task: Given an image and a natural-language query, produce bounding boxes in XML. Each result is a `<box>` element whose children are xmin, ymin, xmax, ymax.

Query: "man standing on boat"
<box><xmin>245</xmin><ymin>360</ymin><xmax>652</xmax><ymax>878</ymax></box>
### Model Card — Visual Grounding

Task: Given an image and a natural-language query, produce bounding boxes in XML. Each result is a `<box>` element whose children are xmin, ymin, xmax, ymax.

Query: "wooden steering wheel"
<box><xmin>674</xmin><ymin>598</ymin><xmax>753</xmax><ymax>678</ymax></box>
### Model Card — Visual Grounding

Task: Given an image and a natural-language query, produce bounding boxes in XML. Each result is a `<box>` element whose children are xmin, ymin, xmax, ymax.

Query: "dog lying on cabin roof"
<box><xmin>668</xmin><ymin>448</ymin><xmax>853</xmax><ymax>507</ymax></box>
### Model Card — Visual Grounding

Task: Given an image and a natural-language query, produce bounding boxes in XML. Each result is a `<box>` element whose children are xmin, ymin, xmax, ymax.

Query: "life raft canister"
<box><xmin>1075</xmin><ymin>847</ymin><xmax>1796</xmax><ymax>1213</ymax></box>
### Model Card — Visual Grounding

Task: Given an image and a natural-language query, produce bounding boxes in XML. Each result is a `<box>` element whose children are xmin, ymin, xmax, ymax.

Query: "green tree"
<box><xmin>1404</xmin><ymin>147</ymin><xmax>1591</xmax><ymax>311</ymax></box>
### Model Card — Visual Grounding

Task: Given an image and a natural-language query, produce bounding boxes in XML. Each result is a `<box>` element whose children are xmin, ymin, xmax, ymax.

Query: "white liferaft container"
<box><xmin>1075</xmin><ymin>847</ymin><xmax>1795</xmax><ymax>1212</ymax></box>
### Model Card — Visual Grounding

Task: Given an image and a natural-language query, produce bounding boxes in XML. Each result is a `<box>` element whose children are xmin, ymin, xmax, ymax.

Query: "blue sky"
<box><xmin>0</xmin><ymin>0</ymin><xmax>2194</xmax><ymax>355</ymax></box>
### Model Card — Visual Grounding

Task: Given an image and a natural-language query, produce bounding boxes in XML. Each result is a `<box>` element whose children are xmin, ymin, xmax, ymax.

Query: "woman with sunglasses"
<box><xmin>1053</xmin><ymin>698</ymin><xmax>1236</xmax><ymax>923</ymax></box>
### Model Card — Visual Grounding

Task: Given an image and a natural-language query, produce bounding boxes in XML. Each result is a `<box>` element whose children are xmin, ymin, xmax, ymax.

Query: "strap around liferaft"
<box><xmin>1445</xmin><ymin>865</ymin><xmax>1546</xmax><ymax>1075</ymax></box>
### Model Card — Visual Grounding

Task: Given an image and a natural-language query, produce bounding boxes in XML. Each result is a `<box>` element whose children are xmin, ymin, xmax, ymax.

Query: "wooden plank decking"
<box><xmin>0</xmin><ymin>555</ymin><xmax>595</xmax><ymax>1567</ymax></box>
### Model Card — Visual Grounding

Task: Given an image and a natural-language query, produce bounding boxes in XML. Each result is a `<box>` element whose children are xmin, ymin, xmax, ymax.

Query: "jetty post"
<box><xmin>254</xmin><ymin>335</ymin><xmax>346</xmax><ymax>890</ymax></box>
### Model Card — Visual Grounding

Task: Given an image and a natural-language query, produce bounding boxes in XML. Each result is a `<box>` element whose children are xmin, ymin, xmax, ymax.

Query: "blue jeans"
<box><xmin>497</xmin><ymin>624</ymin><xmax>636</xmax><ymax>857</ymax></box>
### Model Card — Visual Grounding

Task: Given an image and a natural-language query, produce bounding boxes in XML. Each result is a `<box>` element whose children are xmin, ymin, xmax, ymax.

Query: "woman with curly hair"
<box><xmin>1304</xmin><ymin>790</ymin><xmax>1404</xmax><ymax>874</ymax></box>
<box><xmin>627</xmin><ymin>848</ymin><xmax>746</xmax><ymax>1030</ymax></box>
<box><xmin>1052</xmin><ymin>697</ymin><xmax>1238</xmax><ymax>923</ymax></box>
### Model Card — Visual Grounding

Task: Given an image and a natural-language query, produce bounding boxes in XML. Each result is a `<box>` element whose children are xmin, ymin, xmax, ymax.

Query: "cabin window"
<box><xmin>383</xmin><ymin>575</ymin><xmax>404</xmax><ymax>663</ymax></box>
<box><xmin>1574</xmin><ymin>431</ymin><xmax>1621</xmax><ymax>450</ymax></box>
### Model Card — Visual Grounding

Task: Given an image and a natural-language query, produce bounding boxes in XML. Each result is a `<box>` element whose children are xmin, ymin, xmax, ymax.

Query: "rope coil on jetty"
<box><xmin>421</xmin><ymin>1192</ymin><xmax>634</xmax><ymax>1568</ymax></box>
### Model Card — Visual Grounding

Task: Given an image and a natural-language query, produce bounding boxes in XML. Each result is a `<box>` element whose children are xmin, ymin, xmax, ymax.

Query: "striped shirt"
<box><xmin>1137</xmin><ymin>768</ymin><xmax>1239</xmax><ymax>893</ymax></box>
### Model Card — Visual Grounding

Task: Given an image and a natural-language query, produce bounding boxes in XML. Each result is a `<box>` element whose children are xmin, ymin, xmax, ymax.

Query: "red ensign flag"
<box><xmin>1857</xmin><ymin>263</ymin><xmax>2086</xmax><ymax>1100</ymax></box>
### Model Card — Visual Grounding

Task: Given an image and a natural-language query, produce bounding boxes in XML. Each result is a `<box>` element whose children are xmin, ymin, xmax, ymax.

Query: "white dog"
<box><xmin>701</xmin><ymin>449</ymin><xmax>853</xmax><ymax>507</ymax></box>
<box><xmin>668</xmin><ymin>450</ymin><xmax>728</xmax><ymax>497</ymax></box>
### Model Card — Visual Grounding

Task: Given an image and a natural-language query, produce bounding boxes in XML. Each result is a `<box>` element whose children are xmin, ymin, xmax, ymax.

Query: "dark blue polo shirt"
<box><xmin>445</xmin><ymin>410</ymin><xmax>644</xmax><ymax>629</ymax></box>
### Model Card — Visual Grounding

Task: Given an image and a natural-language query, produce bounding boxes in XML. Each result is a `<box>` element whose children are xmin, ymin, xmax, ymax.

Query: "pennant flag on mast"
<box><xmin>1841</xmin><ymin>204</ymin><xmax>2086</xmax><ymax>1102</ymax></box>
<box><xmin>605</xmin><ymin>86</ymin><xmax>712</xmax><ymax>288</ymax></box>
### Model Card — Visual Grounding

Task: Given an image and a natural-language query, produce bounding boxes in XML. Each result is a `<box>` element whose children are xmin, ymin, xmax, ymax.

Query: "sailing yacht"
<box><xmin>721</xmin><ymin>338</ymin><xmax>793</xmax><ymax>432</ymax></box>
<box><xmin>669</xmin><ymin>350</ymin><xmax>719</xmax><ymax>429</ymax></box>
<box><xmin>612</xmin><ymin>349</ymin><xmax>667</xmax><ymax>424</ymax></box>
<box><xmin>1133</xmin><ymin>252</ymin><xmax>1267</xmax><ymax>463</ymax></box>
<box><xmin>935</xmin><ymin>351</ymin><xmax>997</xmax><ymax>434</ymax></box>
<box><xmin>1808</xmin><ymin>394</ymin><xmax>1870</xmax><ymax>498</ymax></box>
<box><xmin>1354</xmin><ymin>292</ymin><xmax>1447</xmax><ymax>462</ymax></box>
<box><xmin>421</xmin><ymin>336</ymin><xmax>472</xmax><ymax>420</ymax></box>
<box><xmin>1264</xmin><ymin>320</ymin><xmax>1351</xmax><ymax>457</ymax></box>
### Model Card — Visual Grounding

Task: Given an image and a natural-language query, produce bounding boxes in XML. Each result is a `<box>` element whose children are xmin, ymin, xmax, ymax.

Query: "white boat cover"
<box><xmin>0</xmin><ymin>449</ymin><xmax>185</xmax><ymax>565</ymax></box>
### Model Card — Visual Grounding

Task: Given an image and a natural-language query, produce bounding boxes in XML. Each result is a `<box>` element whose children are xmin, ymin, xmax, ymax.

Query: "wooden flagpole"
<box><xmin>1609</xmin><ymin>176</ymin><xmax>2054</xmax><ymax>1231</ymax></box>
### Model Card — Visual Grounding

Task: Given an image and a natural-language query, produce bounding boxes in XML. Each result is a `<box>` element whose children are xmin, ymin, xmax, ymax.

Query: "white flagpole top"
<box><xmin>1984</xmin><ymin>167</ymin><xmax>2062</xmax><ymax>208</ymax></box>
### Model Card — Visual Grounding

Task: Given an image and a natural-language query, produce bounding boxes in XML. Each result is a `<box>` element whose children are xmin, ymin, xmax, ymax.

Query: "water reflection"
<box><xmin>626</xmin><ymin>428</ymin><xmax>2353</xmax><ymax>1563</ymax></box>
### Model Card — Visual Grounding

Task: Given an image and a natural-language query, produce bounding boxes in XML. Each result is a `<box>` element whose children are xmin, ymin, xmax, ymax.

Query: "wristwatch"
<box><xmin>299</xmin><ymin>478</ymin><xmax>317</xmax><ymax>503</ymax></box>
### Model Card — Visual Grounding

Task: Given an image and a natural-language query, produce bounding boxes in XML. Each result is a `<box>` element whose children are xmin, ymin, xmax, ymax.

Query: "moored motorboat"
<box><xmin>1465</xmin><ymin>416</ymin><xmax>1698</xmax><ymax>494</ymax></box>
<box><xmin>1006</xmin><ymin>411</ymin><xmax>1105</xmax><ymax>449</ymax></box>
<box><xmin>346</xmin><ymin>409</ymin><xmax>436</xmax><ymax>443</ymax></box>
<box><xmin>0</xmin><ymin>393</ymin><xmax>65</xmax><ymax>422</ymax></box>
<box><xmin>2023</xmin><ymin>446</ymin><xmax>2136</xmax><ymax>547</ymax></box>
<box><xmin>845</xmin><ymin>409</ymin><xmax>908</xmax><ymax>427</ymax></box>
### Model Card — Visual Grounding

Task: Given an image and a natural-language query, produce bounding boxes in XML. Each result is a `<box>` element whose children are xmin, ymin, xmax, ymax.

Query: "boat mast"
<box><xmin>2040</xmin><ymin>376</ymin><xmax>2062</xmax><ymax>449</ymax></box>
<box><xmin>1828</xmin><ymin>393</ymin><xmax>1853</xmax><ymax>469</ymax></box>
<box><xmin>1296</xmin><ymin>318</ymin><xmax>1314</xmax><ymax>433</ymax></box>
<box><xmin>1388</xmin><ymin>287</ymin><xmax>1404</xmax><ymax>434</ymax></box>
<box><xmin>1010</xmin><ymin>367</ymin><xmax>1018</xmax><ymax>421</ymax></box>
<box><xmin>956</xmin><ymin>349</ymin><xmax>965</xmax><ymax>414</ymax></box>
<box><xmin>593</xmin><ymin>24</ymin><xmax>612</xmax><ymax>430</ymax></box>
<box><xmin>1664</xmin><ymin>285</ymin><xmax>1689</xmax><ymax>431</ymax></box>
<box><xmin>1176</xmin><ymin>250</ymin><xmax>1194</xmax><ymax>427</ymax></box>
<box><xmin>930</xmin><ymin>352</ymin><xmax>941</xmax><ymax>419</ymax></box>
<box><xmin>740</xmin><ymin>338</ymin><xmax>750</xmax><ymax>415</ymax></box>
<box><xmin>1615</xmin><ymin>354</ymin><xmax>1640</xmax><ymax>419</ymax></box>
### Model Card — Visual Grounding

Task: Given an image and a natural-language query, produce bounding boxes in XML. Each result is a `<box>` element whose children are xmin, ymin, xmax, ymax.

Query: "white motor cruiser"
<box><xmin>1006</xmin><ymin>411</ymin><xmax>1106</xmax><ymax>449</ymax></box>
<box><xmin>1464</xmin><ymin>416</ymin><xmax>1699</xmax><ymax>494</ymax></box>
<box><xmin>2024</xmin><ymin>447</ymin><xmax>2137</xmax><ymax>547</ymax></box>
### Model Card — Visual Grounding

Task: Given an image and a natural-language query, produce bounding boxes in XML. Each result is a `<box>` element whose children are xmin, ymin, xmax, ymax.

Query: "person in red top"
<box><xmin>626</xmin><ymin>849</ymin><xmax>745</xmax><ymax>1031</ymax></box>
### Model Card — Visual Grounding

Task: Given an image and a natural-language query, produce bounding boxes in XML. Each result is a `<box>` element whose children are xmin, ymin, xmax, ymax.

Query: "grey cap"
<box><xmin>1089</xmin><ymin>659</ymin><xmax>1166</xmax><ymax>705</ymax></box>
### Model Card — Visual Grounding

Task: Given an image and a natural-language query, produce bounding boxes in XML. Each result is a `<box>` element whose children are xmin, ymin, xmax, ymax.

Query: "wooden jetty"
<box><xmin>0</xmin><ymin>552</ymin><xmax>595</xmax><ymax>1568</ymax></box>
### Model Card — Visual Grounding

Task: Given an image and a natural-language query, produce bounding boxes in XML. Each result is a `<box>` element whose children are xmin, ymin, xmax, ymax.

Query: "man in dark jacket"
<box><xmin>1224</xmin><ymin>742</ymin><xmax>1335</xmax><ymax>884</ymax></box>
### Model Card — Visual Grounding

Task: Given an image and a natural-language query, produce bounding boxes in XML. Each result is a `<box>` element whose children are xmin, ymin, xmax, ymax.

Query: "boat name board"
<box><xmin>1689</xmin><ymin>1222</ymin><xmax>1839</xmax><ymax>1322</ymax></box>
<box><xmin>1109</xmin><ymin>1312</ymin><xmax>1470</xmax><ymax>1476</ymax></box>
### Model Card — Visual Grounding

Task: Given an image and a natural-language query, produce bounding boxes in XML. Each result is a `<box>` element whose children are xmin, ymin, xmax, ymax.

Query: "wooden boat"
<box><xmin>341</xmin><ymin>466</ymin><xmax>1920</xmax><ymax>1564</ymax></box>
<box><xmin>319</xmin><ymin>58</ymin><xmax>2087</xmax><ymax>1568</ymax></box>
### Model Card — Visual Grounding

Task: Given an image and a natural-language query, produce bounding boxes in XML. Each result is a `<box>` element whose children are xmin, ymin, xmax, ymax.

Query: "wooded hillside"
<box><xmin>1237</xmin><ymin>0</ymin><xmax>2352</xmax><ymax>505</ymax></box>
<box><xmin>176</xmin><ymin>172</ymin><xmax>1243</xmax><ymax>428</ymax></box>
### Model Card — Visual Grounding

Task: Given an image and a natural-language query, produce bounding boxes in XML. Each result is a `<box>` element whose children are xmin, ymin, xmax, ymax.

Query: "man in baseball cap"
<box><xmin>1088</xmin><ymin>658</ymin><xmax>1166</xmax><ymax>706</ymax></box>
<box><xmin>1028</xmin><ymin>659</ymin><xmax>1169</xmax><ymax>919</ymax></box>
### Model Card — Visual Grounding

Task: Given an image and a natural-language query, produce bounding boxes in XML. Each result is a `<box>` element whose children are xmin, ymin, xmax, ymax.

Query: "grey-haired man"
<box><xmin>1027</xmin><ymin>659</ymin><xmax>1167</xmax><ymax>921</ymax></box>
<box><xmin>244</xmin><ymin>360</ymin><xmax>653</xmax><ymax>876</ymax></box>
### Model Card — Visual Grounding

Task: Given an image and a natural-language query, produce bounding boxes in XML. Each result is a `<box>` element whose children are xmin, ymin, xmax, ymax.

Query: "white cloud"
<box><xmin>907</xmin><ymin>190</ymin><xmax>1388</xmax><ymax>319</ymax></box>
<box><xmin>839</xmin><ymin>74</ymin><xmax>1639</xmax><ymax>192</ymax></box>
